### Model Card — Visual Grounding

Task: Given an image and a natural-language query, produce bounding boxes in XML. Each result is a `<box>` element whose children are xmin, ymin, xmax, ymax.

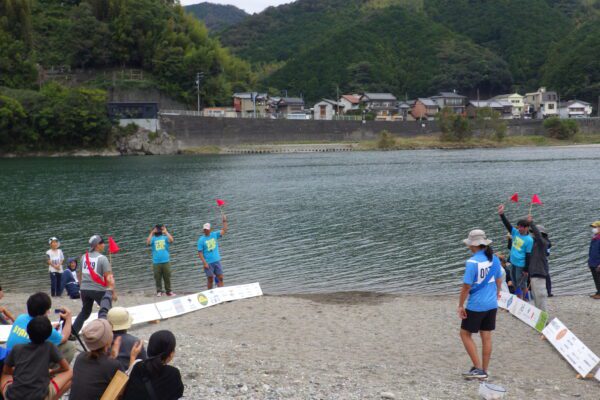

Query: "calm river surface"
<box><xmin>0</xmin><ymin>147</ymin><xmax>598</xmax><ymax>295</ymax></box>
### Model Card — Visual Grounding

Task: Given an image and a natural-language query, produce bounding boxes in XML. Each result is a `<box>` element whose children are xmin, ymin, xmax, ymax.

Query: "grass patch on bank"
<box><xmin>359</xmin><ymin>133</ymin><xmax>600</xmax><ymax>150</ymax></box>
<box><xmin>180</xmin><ymin>146</ymin><xmax>222</xmax><ymax>154</ymax></box>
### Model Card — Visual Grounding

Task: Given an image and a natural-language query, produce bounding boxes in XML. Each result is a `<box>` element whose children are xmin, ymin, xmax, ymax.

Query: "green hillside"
<box><xmin>220</xmin><ymin>0</ymin><xmax>599</xmax><ymax>103</ymax></box>
<box><xmin>264</xmin><ymin>6</ymin><xmax>512</xmax><ymax>101</ymax></box>
<box><xmin>1</xmin><ymin>0</ymin><xmax>253</xmax><ymax>105</ymax></box>
<box><xmin>184</xmin><ymin>2</ymin><xmax>248</xmax><ymax>32</ymax></box>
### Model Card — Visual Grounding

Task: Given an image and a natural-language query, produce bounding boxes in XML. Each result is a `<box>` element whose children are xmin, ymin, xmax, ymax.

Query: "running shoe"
<box><xmin>462</xmin><ymin>367</ymin><xmax>488</xmax><ymax>380</ymax></box>
<box><xmin>166</xmin><ymin>292</ymin><xmax>176</xmax><ymax>297</ymax></box>
<box><xmin>156</xmin><ymin>291</ymin><xmax>163</xmax><ymax>297</ymax></box>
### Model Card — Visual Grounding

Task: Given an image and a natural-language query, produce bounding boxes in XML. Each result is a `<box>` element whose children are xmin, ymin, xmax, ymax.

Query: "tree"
<box><xmin>438</xmin><ymin>107</ymin><xmax>472</xmax><ymax>142</ymax></box>
<box><xmin>0</xmin><ymin>94</ymin><xmax>29</xmax><ymax>147</ymax></box>
<box><xmin>474</xmin><ymin>107</ymin><xmax>507</xmax><ymax>141</ymax></box>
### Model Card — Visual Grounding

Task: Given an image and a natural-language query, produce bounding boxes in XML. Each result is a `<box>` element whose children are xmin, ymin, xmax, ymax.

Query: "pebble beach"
<box><xmin>2</xmin><ymin>291</ymin><xmax>599</xmax><ymax>399</ymax></box>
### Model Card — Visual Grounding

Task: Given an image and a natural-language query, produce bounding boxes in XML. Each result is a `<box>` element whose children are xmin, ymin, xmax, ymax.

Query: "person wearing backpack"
<box><xmin>458</xmin><ymin>229</ymin><xmax>503</xmax><ymax>381</ymax></box>
<box><xmin>122</xmin><ymin>330</ymin><xmax>184</xmax><ymax>400</ymax></box>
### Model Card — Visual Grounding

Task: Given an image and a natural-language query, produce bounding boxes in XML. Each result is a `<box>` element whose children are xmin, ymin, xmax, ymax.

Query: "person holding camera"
<box><xmin>146</xmin><ymin>225</ymin><xmax>174</xmax><ymax>297</ymax></box>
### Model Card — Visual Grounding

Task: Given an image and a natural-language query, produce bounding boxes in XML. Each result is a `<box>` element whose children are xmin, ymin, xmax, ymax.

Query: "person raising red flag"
<box><xmin>108</xmin><ymin>236</ymin><xmax>120</xmax><ymax>254</ymax></box>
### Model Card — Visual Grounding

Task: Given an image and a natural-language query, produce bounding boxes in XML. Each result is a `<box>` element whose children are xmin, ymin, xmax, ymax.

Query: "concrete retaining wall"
<box><xmin>159</xmin><ymin>115</ymin><xmax>600</xmax><ymax>147</ymax></box>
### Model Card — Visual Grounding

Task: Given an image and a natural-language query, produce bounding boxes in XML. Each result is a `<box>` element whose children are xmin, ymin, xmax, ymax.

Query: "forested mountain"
<box><xmin>0</xmin><ymin>0</ymin><xmax>254</xmax><ymax>151</ymax></box>
<box><xmin>220</xmin><ymin>0</ymin><xmax>600</xmax><ymax>103</ymax></box>
<box><xmin>184</xmin><ymin>2</ymin><xmax>248</xmax><ymax>32</ymax></box>
<box><xmin>0</xmin><ymin>0</ymin><xmax>253</xmax><ymax>105</ymax></box>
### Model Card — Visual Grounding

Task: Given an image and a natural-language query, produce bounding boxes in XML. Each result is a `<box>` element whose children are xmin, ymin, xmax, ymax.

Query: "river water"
<box><xmin>0</xmin><ymin>147</ymin><xmax>598</xmax><ymax>295</ymax></box>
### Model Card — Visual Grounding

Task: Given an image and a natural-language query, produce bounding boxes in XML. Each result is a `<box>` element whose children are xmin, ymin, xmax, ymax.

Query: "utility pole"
<box><xmin>597</xmin><ymin>95</ymin><xmax>599</xmax><ymax>118</ymax></box>
<box><xmin>195</xmin><ymin>72</ymin><xmax>204</xmax><ymax>113</ymax></box>
<box><xmin>336</xmin><ymin>85</ymin><xmax>340</xmax><ymax>118</ymax></box>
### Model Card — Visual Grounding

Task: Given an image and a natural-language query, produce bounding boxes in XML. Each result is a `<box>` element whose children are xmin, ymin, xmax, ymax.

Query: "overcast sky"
<box><xmin>180</xmin><ymin>1</ymin><xmax>294</xmax><ymax>14</ymax></box>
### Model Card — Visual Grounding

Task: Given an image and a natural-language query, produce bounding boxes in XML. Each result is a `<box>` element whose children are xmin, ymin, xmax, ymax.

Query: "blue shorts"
<box><xmin>204</xmin><ymin>261</ymin><xmax>223</xmax><ymax>277</ymax></box>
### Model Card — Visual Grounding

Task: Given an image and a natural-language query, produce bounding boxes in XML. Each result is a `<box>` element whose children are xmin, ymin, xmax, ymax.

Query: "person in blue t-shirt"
<box><xmin>498</xmin><ymin>204</ymin><xmax>533</xmax><ymax>299</ymax></box>
<box><xmin>5</xmin><ymin>292</ymin><xmax>76</xmax><ymax>363</ymax></box>
<box><xmin>458</xmin><ymin>229</ymin><xmax>503</xmax><ymax>381</ymax></box>
<box><xmin>146</xmin><ymin>224</ymin><xmax>175</xmax><ymax>297</ymax></box>
<box><xmin>197</xmin><ymin>213</ymin><xmax>228</xmax><ymax>289</ymax></box>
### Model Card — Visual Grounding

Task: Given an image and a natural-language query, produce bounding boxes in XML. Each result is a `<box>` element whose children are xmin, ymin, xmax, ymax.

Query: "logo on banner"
<box><xmin>197</xmin><ymin>294</ymin><xmax>209</xmax><ymax>306</ymax></box>
<box><xmin>556</xmin><ymin>329</ymin><xmax>568</xmax><ymax>341</ymax></box>
<box><xmin>506</xmin><ymin>296</ymin><xmax>513</xmax><ymax>309</ymax></box>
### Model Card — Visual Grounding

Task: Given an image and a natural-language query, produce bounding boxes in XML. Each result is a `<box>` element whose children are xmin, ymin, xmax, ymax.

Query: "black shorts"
<box><xmin>461</xmin><ymin>308</ymin><xmax>497</xmax><ymax>333</ymax></box>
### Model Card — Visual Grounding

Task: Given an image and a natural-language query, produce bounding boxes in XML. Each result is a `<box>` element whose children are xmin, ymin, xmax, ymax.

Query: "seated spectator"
<box><xmin>0</xmin><ymin>286</ymin><xmax>16</xmax><ymax>325</ymax></box>
<box><xmin>122</xmin><ymin>330</ymin><xmax>184</xmax><ymax>400</ymax></box>
<box><xmin>70</xmin><ymin>319</ymin><xmax>142</xmax><ymax>400</ymax></box>
<box><xmin>6</xmin><ymin>292</ymin><xmax>76</xmax><ymax>364</ymax></box>
<box><xmin>1</xmin><ymin>316</ymin><xmax>72</xmax><ymax>400</ymax></box>
<box><xmin>61</xmin><ymin>258</ymin><xmax>80</xmax><ymax>299</ymax></box>
<box><xmin>107</xmin><ymin>307</ymin><xmax>147</xmax><ymax>370</ymax></box>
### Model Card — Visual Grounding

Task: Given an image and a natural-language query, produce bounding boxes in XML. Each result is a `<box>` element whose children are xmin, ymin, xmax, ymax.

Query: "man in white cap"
<box><xmin>197</xmin><ymin>213</ymin><xmax>228</xmax><ymax>289</ymax></box>
<box><xmin>458</xmin><ymin>229</ymin><xmax>503</xmax><ymax>380</ymax></box>
<box><xmin>72</xmin><ymin>235</ymin><xmax>117</xmax><ymax>335</ymax></box>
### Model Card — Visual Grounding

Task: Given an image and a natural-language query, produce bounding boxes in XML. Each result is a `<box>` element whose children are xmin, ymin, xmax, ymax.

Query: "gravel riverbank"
<box><xmin>1</xmin><ymin>291</ymin><xmax>599</xmax><ymax>399</ymax></box>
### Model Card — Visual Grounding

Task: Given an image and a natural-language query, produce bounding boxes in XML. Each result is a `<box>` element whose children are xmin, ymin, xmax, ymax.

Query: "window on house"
<box><xmin>548</xmin><ymin>104</ymin><xmax>555</xmax><ymax>110</ymax></box>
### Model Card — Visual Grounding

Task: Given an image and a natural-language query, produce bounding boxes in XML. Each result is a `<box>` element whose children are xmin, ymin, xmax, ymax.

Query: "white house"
<box><xmin>314</xmin><ymin>99</ymin><xmax>344</xmax><ymax>120</ymax></box>
<box><xmin>559</xmin><ymin>100</ymin><xmax>593</xmax><ymax>118</ymax></box>
<box><xmin>524</xmin><ymin>87</ymin><xmax>559</xmax><ymax>119</ymax></box>
<box><xmin>492</xmin><ymin>93</ymin><xmax>525</xmax><ymax>118</ymax></box>
<box><xmin>338</xmin><ymin>94</ymin><xmax>361</xmax><ymax>113</ymax></box>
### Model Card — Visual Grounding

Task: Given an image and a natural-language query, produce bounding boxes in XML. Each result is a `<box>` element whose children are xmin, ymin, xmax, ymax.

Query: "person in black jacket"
<box><xmin>122</xmin><ymin>330</ymin><xmax>183</xmax><ymax>400</ymax></box>
<box><xmin>588</xmin><ymin>221</ymin><xmax>600</xmax><ymax>299</ymax></box>
<box><xmin>527</xmin><ymin>216</ymin><xmax>550</xmax><ymax>311</ymax></box>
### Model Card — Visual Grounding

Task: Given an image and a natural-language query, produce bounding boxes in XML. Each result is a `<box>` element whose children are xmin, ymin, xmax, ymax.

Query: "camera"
<box><xmin>154</xmin><ymin>224</ymin><xmax>163</xmax><ymax>236</ymax></box>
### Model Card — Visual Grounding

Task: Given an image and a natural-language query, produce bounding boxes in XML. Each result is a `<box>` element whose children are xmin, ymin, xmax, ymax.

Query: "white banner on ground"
<box><xmin>127</xmin><ymin>304</ymin><xmax>162</xmax><ymax>325</ymax></box>
<box><xmin>0</xmin><ymin>283</ymin><xmax>263</xmax><ymax>343</ymax></box>
<box><xmin>497</xmin><ymin>291</ymin><xmax>516</xmax><ymax>312</ymax></box>
<box><xmin>542</xmin><ymin>318</ymin><xmax>600</xmax><ymax>377</ymax></box>
<box><xmin>509</xmin><ymin>297</ymin><xmax>549</xmax><ymax>332</ymax></box>
<box><xmin>155</xmin><ymin>282</ymin><xmax>263</xmax><ymax>319</ymax></box>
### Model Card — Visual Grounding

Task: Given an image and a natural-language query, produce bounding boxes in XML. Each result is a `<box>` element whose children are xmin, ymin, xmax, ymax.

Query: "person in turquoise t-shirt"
<box><xmin>147</xmin><ymin>225</ymin><xmax>174</xmax><ymax>297</ymax></box>
<box><xmin>498</xmin><ymin>204</ymin><xmax>533</xmax><ymax>299</ymax></box>
<box><xmin>197</xmin><ymin>213</ymin><xmax>228</xmax><ymax>289</ymax></box>
<box><xmin>458</xmin><ymin>229</ymin><xmax>503</xmax><ymax>381</ymax></box>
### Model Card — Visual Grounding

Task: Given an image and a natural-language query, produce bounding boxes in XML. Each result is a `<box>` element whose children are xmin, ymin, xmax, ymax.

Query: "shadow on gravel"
<box><xmin>276</xmin><ymin>291</ymin><xmax>398</xmax><ymax>306</ymax></box>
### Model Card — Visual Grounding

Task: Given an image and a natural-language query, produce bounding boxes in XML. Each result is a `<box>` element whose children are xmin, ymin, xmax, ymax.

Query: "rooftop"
<box><xmin>361</xmin><ymin>93</ymin><xmax>397</xmax><ymax>101</ymax></box>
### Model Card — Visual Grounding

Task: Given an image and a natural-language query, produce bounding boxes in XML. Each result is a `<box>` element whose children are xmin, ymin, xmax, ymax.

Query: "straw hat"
<box><xmin>590</xmin><ymin>221</ymin><xmax>600</xmax><ymax>228</ymax></box>
<box><xmin>463</xmin><ymin>229</ymin><xmax>492</xmax><ymax>246</ymax></box>
<box><xmin>107</xmin><ymin>307</ymin><xmax>133</xmax><ymax>331</ymax></box>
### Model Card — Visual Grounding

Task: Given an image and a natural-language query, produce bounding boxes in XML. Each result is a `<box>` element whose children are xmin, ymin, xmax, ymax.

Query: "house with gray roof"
<box><xmin>411</xmin><ymin>98</ymin><xmax>439</xmax><ymax>120</ymax></box>
<box><xmin>466</xmin><ymin>100</ymin><xmax>513</xmax><ymax>119</ymax></box>
<box><xmin>430</xmin><ymin>91</ymin><xmax>468</xmax><ymax>114</ymax></box>
<box><xmin>359</xmin><ymin>93</ymin><xmax>399</xmax><ymax>120</ymax></box>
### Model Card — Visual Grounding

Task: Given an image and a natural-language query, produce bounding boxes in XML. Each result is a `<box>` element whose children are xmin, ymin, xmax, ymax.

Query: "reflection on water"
<box><xmin>0</xmin><ymin>146</ymin><xmax>598</xmax><ymax>295</ymax></box>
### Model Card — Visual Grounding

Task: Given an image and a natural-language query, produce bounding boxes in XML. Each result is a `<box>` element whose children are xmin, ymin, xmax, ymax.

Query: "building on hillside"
<box><xmin>411</xmin><ymin>98</ymin><xmax>439</xmax><ymax>120</ymax></box>
<box><xmin>233</xmin><ymin>92</ymin><xmax>268</xmax><ymax>117</ymax></box>
<box><xmin>466</xmin><ymin>100</ymin><xmax>513</xmax><ymax>119</ymax></box>
<box><xmin>314</xmin><ymin>99</ymin><xmax>344</xmax><ymax>120</ymax></box>
<box><xmin>524</xmin><ymin>87</ymin><xmax>558</xmax><ymax>119</ymax></box>
<box><xmin>430</xmin><ymin>92</ymin><xmax>467</xmax><ymax>114</ymax></box>
<box><xmin>359</xmin><ymin>93</ymin><xmax>398</xmax><ymax>120</ymax></box>
<box><xmin>107</xmin><ymin>102</ymin><xmax>159</xmax><ymax>131</ymax></box>
<box><xmin>558</xmin><ymin>100</ymin><xmax>593</xmax><ymax>118</ymax></box>
<box><xmin>338</xmin><ymin>94</ymin><xmax>361</xmax><ymax>113</ymax></box>
<box><xmin>277</xmin><ymin>97</ymin><xmax>305</xmax><ymax>117</ymax></box>
<box><xmin>491</xmin><ymin>93</ymin><xmax>525</xmax><ymax>118</ymax></box>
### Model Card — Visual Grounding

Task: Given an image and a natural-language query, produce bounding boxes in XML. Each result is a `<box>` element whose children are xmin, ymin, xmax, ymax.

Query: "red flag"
<box><xmin>216</xmin><ymin>199</ymin><xmax>226</xmax><ymax>207</ymax></box>
<box><xmin>510</xmin><ymin>193</ymin><xmax>519</xmax><ymax>203</ymax></box>
<box><xmin>531</xmin><ymin>194</ymin><xmax>543</xmax><ymax>205</ymax></box>
<box><xmin>108</xmin><ymin>236</ymin><xmax>120</xmax><ymax>254</ymax></box>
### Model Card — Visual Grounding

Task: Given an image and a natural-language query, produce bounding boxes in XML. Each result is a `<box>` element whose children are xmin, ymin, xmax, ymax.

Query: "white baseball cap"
<box><xmin>203</xmin><ymin>223</ymin><xmax>211</xmax><ymax>230</ymax></box>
